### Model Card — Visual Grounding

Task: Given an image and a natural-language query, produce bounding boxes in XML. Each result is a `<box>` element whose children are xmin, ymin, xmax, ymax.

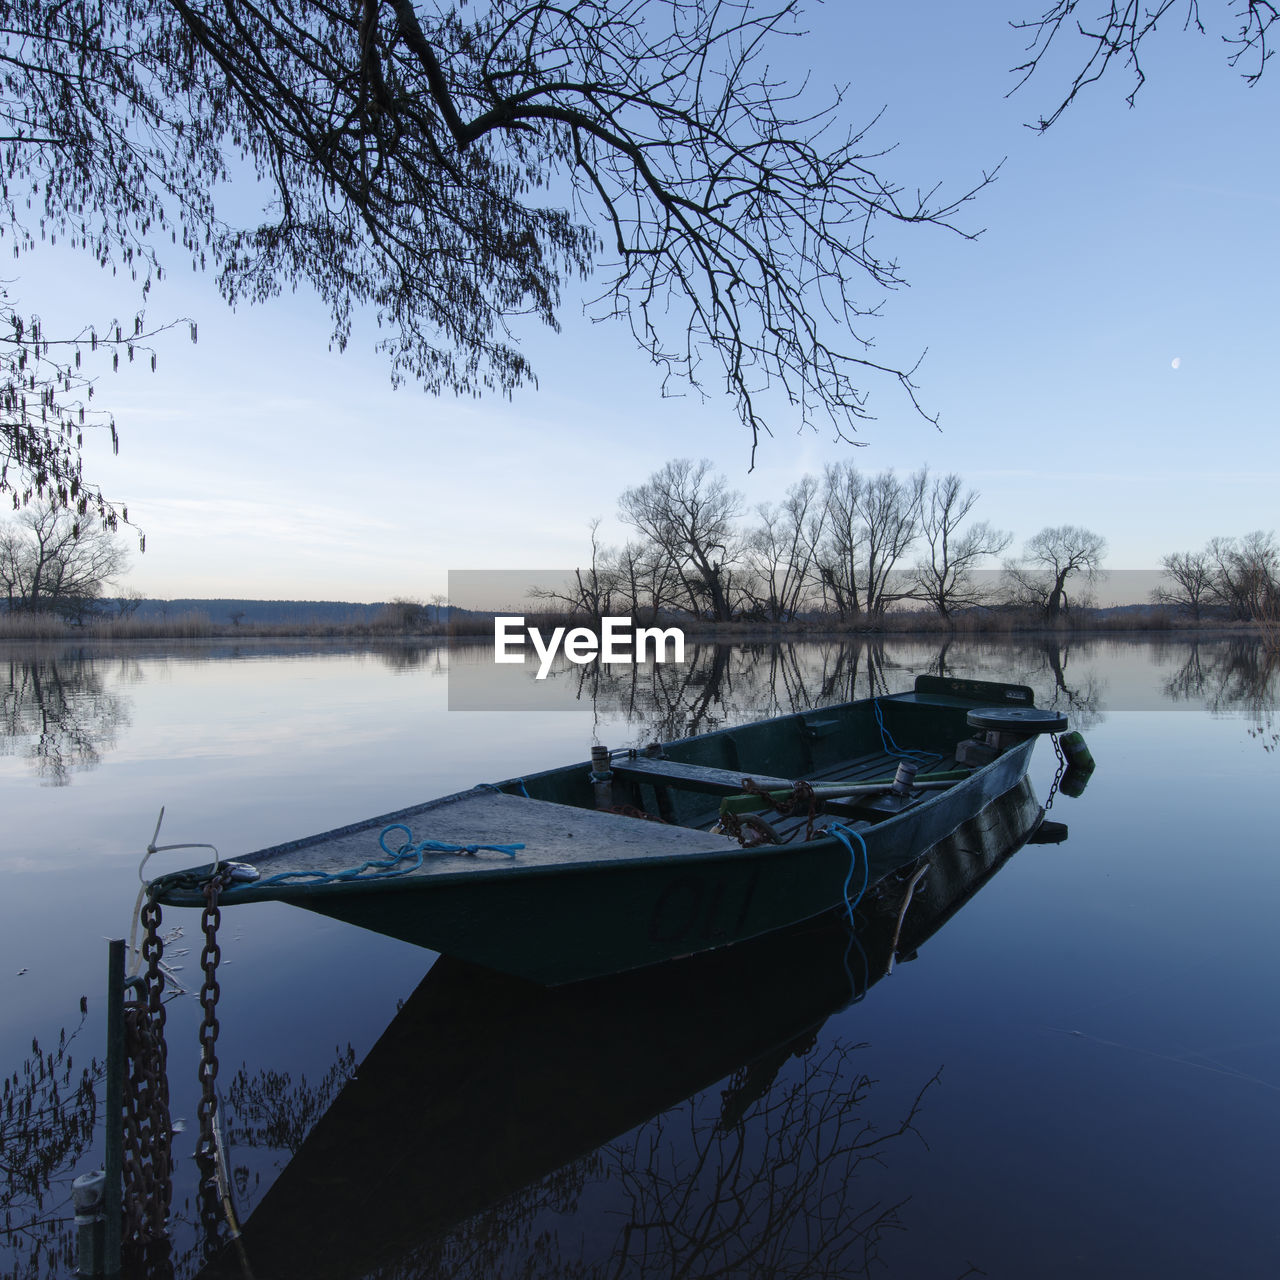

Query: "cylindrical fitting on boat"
<box><xmin>590</xmin><ymin>745</ymin><xmax>614</xmax><ymax>810</ymax></box>
<box><xmin>892</xmin><ymin>760</ymin><xmax>920</xmax><ymax>795</ymax></box>
<box><xmin>72</xmin><ymin>1170</ymin><xmax>105</xmax><ymax>1215</ymax></box>
<box><xmin>1059</xmin><ymin>731</ymin><xmax>1095</xmax><ymax>775</ymax></box>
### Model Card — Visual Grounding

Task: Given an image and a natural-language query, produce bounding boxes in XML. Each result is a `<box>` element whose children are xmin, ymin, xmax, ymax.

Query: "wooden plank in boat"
<box><xmin>613</xmin><ymin>751</ymin><xmax>911</xmax><ymax>795</ymax></box>
<box><xmin>612</xmin><ymin>757</ymin><xmax>795</xmax><ymax>794</ymax></box>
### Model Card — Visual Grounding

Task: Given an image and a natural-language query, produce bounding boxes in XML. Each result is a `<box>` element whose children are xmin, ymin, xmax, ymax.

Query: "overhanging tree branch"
<box><xmin>1011</xmin><ymin>1</ymin><xmax>1276</xmax><ymax>130</ymax></box>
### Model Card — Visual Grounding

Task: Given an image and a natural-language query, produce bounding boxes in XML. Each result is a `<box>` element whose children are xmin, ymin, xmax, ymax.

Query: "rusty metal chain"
<box><xmin>738</xmin><ymin>778</ymin><xmax>819</xmax><ymax>841</ymax></box>
<box><xmin>1044</xmin><ymin>732</ymin><xmax>1066</xmax><ymax>812</ymax></box>
<box><xmin>717</xmin><ymin>808</ymin><xmax>745</xmax><ymax>843</ymax></box>
<box><xmin>121</xmin><ymin>896</ymin><xmax>174</xmax><ymax>1276</ymax></box>
<box><xmin>196</xmin><ymin>872</ymin><xmax>228</xmax><ymax>1251</ymax></box>
<box><xmin>120</xmin><ymin>1002</ymin><xmax>146</xmax><ymax>1245</ymax></box>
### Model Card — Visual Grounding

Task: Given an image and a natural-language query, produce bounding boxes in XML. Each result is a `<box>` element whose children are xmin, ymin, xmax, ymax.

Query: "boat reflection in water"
<box><xmin>201</xmin><ymin>777</ymin><xmax>1056</xmax><ymax>1280</ymax></box>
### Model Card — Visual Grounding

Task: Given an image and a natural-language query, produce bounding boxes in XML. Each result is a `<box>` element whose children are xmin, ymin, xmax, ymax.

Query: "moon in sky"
<box><xmin>1171</xmin><ymin>357</ymin><xmax>1182</xmax><ymax>370</ymax></box>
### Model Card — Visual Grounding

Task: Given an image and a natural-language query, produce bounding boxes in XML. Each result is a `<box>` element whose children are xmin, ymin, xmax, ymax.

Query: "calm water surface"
<box><xmin>2</xmin><ymin>636</ymin><xmax>1278</xmax><ymax>1278</ymax></box>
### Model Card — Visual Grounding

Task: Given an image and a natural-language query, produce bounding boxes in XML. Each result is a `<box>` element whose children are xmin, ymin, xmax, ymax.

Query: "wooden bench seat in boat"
<box><xmin>610</xmin><ymin>752</ymin><xmax>929</xmax><ymax>833</ymax></box>
<box><xmin>611</xmin><ymin>747</ymin><xmax>930</xmax><ymax>798</ymax></box>
<box><xmin>611</xmin><ymin>756</ymin><xmax>796</xmax><ymax>796</ymax></box>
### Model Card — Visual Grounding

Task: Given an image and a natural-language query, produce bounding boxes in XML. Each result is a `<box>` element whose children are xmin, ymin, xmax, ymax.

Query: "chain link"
<box><xmin>196</xmin><ymin>873</ymin><xmax>227</xmax><ymax>1251</ymax></box>
<box><xmin>121</xmin><ymin>897</ymin><xmax>174</xmax><ymax>1277</ymax></box>
<box><xmin>1044</xmin><ymin>732</ymin><xmax>1066</xmax><ymax>812</ymax></box>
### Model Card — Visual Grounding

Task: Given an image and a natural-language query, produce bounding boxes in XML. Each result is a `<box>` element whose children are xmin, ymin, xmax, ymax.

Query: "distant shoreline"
<box><xmin>0</xmin><ymin>610</ymin><xmax>1271</xmax><ymax>645</ymax></box>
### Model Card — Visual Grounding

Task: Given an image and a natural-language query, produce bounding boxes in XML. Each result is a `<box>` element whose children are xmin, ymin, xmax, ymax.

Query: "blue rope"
<box><xmin>827</xmin><ymin>821</ymin><xmax>870</xmax><ymax>926</ymax></box>
<box><xmin>873</xmin><ymin>699</ymin><xmax>943</xmax><ymax>770</ymax></box>
<box><xmin>255</xmin><ymin>824</ymin><xmax>524</xmax><ymax>886</ymax></box>
<box><xmin>378</xmin><ymin>824</ymin><xmax>524</xmax><ymax>860</ymax></box>
<box><xmin>842</xmin><ymin>928</ymin><xmax>870</xmax><ymax>1006</ymax></box>
<box><xmin>476</xmin><ymin>779</ymin><xmax>532</xmax><ymax>797</ymax></box>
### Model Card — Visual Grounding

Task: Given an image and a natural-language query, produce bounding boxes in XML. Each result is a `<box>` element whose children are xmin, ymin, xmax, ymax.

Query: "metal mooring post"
<box><xmin>72</xmin><ymin>1170</ymin><xmax>105</xmax><ymax>1277</ymax></box>
<box><xmin>76</xmin><ymin>938</ymin><xmax>125</xmax><ymax>1277</ymax></box>
<box><xmin>103</xmin><ymin>938</ymin><xmax>125</xmax><ymax>1276</ymax></box>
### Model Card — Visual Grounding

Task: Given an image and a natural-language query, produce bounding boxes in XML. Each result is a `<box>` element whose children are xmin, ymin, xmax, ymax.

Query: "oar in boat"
<box><xmin>720</xmin><ymin>768</ymin><xmax>972</xmax><ymax>817</ymax></box>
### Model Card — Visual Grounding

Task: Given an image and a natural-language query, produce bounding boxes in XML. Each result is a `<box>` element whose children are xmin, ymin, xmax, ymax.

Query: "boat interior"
<box><xmin>512</xmin><ymin>676</ymin><xmax>1039</xmax><ymax>844</ymax></box>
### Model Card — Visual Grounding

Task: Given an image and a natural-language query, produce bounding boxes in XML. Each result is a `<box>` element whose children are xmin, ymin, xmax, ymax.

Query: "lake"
<box><xmin>2</xmin><ymin>635</ymin><xmax>1278</xmax><ymax>1279</ymax></box>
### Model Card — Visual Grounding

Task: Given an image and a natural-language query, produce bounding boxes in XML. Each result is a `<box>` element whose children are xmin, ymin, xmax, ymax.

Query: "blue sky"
<box><xmin>14</xmin><ymin>1</ymin><xmax>1279</xmax><ymax>601</ymax></box>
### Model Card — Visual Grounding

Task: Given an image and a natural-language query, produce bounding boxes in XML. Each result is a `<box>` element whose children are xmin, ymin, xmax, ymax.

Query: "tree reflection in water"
<box><xmin>586</xmin><ymin>1043</ymin><xmax>938</xmax><ymax>1280</ymax></box>
<box><xmin>560</xmin><ymin>639</ymin><xmax>920</xmax><ymax>742</ymax></box>
<box><xmin>226</xmin><ymin>1047</ymin><xmax>357</xmax><ymax>1159</ymax></box>
<box><xmin>0</xmin><ymin>651</ymin><xmax>132</xmax><ymax>785</ymax></box>
<box><xmin>368</xmin><ymin>643</ymin><xmax>448</xmax><ymax>674</ymax></box>
<box><xmin>224</xmin><ymin>1038</ymin><xmax>939</xmax><ymax>1280</ymax></box>
<box><xmin>555</xmin><ymin>634</ymin><xmax>1111</xmax><ymax>742</ymax></box>
<box><xmin>1161</xmin><ymin>638</ymin><xmax>1279</xmax><ymax>752</ymax></box>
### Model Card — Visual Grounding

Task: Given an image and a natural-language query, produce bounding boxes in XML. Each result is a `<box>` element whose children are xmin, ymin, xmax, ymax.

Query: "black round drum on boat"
<box><xmin>966</xmin><ymin>706</ymin><xmax>1069</xmax><ymax>735</ymax></box>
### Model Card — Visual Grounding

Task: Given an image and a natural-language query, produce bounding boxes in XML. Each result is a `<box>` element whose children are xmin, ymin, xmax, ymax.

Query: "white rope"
<box><xmin>127</xmin><ymin>807</ymin><xmax>221</xmax><ymax>977</ymax></box>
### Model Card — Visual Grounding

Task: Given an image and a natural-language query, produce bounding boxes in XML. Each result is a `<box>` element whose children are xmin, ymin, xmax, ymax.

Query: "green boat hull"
<box><xmin>151</xmin><ymin>677</ymin><xmax>1054</xmax><ymax>985</ymax></box>
<box><xmin>195</xmin><ymin>775</ymin><xmax>1048</xmax><ymax>1280</ymax></box>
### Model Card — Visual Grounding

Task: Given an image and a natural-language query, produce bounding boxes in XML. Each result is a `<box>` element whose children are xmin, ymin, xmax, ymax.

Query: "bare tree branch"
<box><xmin>1010</xmin><ymin>1</ymin><xmax>1276</xmax><ymax>130</ymax></box>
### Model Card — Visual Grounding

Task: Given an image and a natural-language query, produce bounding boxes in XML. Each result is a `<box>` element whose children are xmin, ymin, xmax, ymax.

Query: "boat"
<box><xmin>195</xmin><ymin>776</ymin><xmax>1056</xmax><ymax>1280</ymax></box>
<box><xmin>148</xmin><ymin>675</ymin><xmax>1068</xmax><ymax>985</ymax></box>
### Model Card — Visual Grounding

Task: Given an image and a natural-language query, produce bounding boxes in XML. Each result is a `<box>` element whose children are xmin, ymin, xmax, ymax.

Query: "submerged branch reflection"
<box><xmin>391</xmin><ymin>1044</ymin><xmax>936</xmax><ymax>1280</ymax></box>
<box><xmin>0</xmin><ymin>999</ymin><xmax>102</xmax><ymax>1280</ymax></box>
<box><xmin>597</xmin><ymin>1045</ymin><xmax>937</xmax><ymax>1280</ymax></box>
<box><xmin>226</xmin><ymin>1046</ymin><xmax>357</xmax><ymax>1158</ymax></box>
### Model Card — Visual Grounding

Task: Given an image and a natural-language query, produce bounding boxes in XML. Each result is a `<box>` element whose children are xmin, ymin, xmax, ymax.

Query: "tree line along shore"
<box><xmin>2</xmin><ymin>459</ymin><xmax>1277</xmax><ymax>643</ymax></box>
<box><xmin>0</xmin><ymin>604</ymin><xmax>1274</xmax><ymax>646</ymax></box>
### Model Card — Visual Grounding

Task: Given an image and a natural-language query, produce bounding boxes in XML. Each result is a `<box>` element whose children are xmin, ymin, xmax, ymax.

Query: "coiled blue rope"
<box><xmin>255</xmin><ymin>825</ymin><xmax>524</xmax><ymax>886</ymax></box>
<box><xmin>826</xmin><ymin>820</ymin><xmax>870</xmax><ymax>926</ymax></box>
<box><xmin>873</xmin><ymin>699</ymin><xmax>943</xmax><ymax>770</ymax></box>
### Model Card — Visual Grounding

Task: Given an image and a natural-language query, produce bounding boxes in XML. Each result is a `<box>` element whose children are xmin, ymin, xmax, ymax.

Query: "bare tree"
<box><xmin>742</xmin><ymin>477</ymin><xmax>824</xmax><ymax>622</ymax></box>
<box><xmin>910</xmin><ymin>471</ymin><xmax>1010</xmax><ymax>618</ymax></box>
<box><xmin>1205</xmin><ymin>531</ymin><xmax>1279</xmax><ymax>620</ymax></box>
<box><xmin>604</xmin><ymin>539</ymin><xmax>682</xmax><ymax>625</ymax></box>
<box><xmin>112</xmin><ymin>589</ymin><xmax>145</xmax><ymax>619</ymax></box>
<box><xmin>814</xmin><ymin>465</ymin><xmax>923</xmax><ymax>621</ymax></box>
<box><xmin>529</xmin><ymin>519</ymin><xmax>621</xmax><ymax>619</ymax></box>
<box><xmin>1152</xmin><ymin>549</ymin><xmax>1215</xmax><ymax>621</ymax></box>
<box><xmin>812</xmin><ymin>462</ymin><xmax>865</xmax><ymax>621</ymax></box>
<box><xmin>1003</xmin><ymin>524</ymin><xmax>1107</xmax><ymax>620</ymax></box>
<box><xmin>857</xmin><ymin>469</ymin><xmax>926</xmax><ymax>617</ymax></box>
<box><xmin>0</xmin><ymin>503</ymin><xmax>130</xmax><ymax>620</ymax></box>
<box><xmin>619</xmin><ymin>459</ymin><xmax>743</xmax><ymax>621</ymax></box>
